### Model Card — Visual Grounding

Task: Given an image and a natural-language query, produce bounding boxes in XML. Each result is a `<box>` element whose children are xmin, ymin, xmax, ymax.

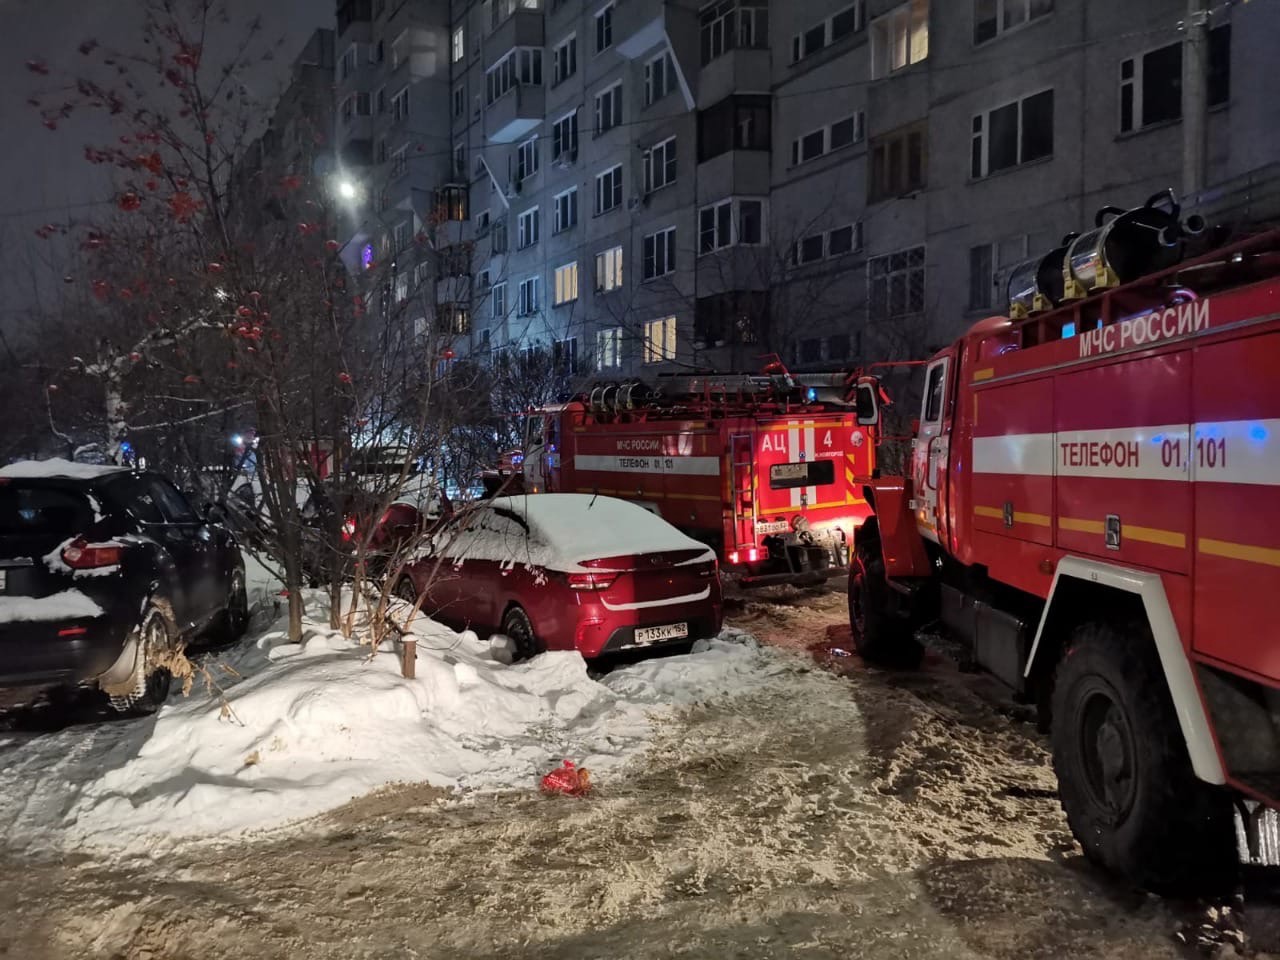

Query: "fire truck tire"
<box><xmin>1050</xmin><ymin>621</ymin><xmax>1236</xmax><ymax>893</ymax></box>
<box><xmin>848</xmin><ymin>543</ymin><xmax>923</xmax><ymax>669</ymax></box>
<box><xmin>501</xmin><ymin>605</ymin><xmax>541</xmax><ymax>662</ymax></box>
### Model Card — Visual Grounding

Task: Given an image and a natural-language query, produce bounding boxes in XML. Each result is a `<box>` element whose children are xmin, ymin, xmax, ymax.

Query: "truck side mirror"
<box><xmin>855</xmin><ymin>382</ymin><xmax>880</xmax><ymax>426</ymax></box>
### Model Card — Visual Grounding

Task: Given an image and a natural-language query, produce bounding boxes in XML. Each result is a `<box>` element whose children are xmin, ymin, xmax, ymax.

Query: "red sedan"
<box><xmin>396</xmin><ymin>495</ymin><xmax>723</xmax><ymax>660</ymax></box>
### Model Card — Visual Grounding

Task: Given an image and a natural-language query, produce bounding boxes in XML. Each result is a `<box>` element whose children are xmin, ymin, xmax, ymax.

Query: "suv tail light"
<box><xmin>62</xmin><ymin>537</ymin><xmax>123</xmax><ymax>569</ymax></box>
<box><xmin>565</xmin><ymin>571</ymin><xmax>617</xmax><ymax>591</ymax></box>
<box><xmin>341</xmin><ymin>517</ymin><xmax>357</xmax><ymax>542</ymax></box>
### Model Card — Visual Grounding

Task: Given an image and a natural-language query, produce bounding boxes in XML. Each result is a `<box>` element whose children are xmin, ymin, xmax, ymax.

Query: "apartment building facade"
<box><xmin>333</xmin><ymin>0</ymin><xmax>456</xmax><ymax>338</ymax></box>
<box><xmin>357</xmin><ymin>0</ymin><xmax>1280</xmax><ymax>379</ymax></box>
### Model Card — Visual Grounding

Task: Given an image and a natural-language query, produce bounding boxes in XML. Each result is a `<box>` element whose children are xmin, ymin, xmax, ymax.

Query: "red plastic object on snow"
<box><xmin>540</xmin><ymin>760</ymin><xmax>591</xmax><ymax>797</ymax></box>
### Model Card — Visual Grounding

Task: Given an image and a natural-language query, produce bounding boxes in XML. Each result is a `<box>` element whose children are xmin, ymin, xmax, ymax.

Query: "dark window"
<box><xmin>830</xmin><ymin>116</ymin><xmax>856</xmax><ymax>150</ymax></box>
<box><xmin>968</xmin><ymin>244</ymin><xmax>993</xmax><ymax>310</ymax></box>
<box><xmin>832</xmin><ymin>6</ymin><xmax>861</xmax><ymax>41</ymax></box>
<box><xmin>769</xmin><ymin>458</ymin><xmax>835</xmax><ymax>490</ymax></box>
<box><xmin>1143</xmin><ymin>43</ymin><xmax>1182</xmax><ymax>127</ymax></box>
<box><xmin>148</xmin><ymin>478</ymin><xmax>198</xmax><ymax>524</ymax></box>
<box><xmin>869</xmin><ymin>122</ymin><xmax>926</xmax><ymax>202</ymax></box>
<box><xmin>828</xmin><ymin>225</ymin><xmax>856</xmax><ymax>256</ymax></box>
<box><xmin>924</xmin><ymin>361</ymin><xmax>947</xmax><ymax>421</ymax></box>
<box><xmin>828</xmin><ymin>333</ymin><xmax>852</xmax><ymax>360</ymax></box>
<box><xmin>988</xmin><ymin>102</ymin><xmax>1019</xmax><ymax>173</ymax></box>
<box><xmin>0</xmin><ymin>485</ymin><xmax>94</xmax><ymax>536</ymax></box>
<box><xmin>1208</xmin><ymin>24</ymin><xmax>1231</xmax><ymax>105</ymax></box>
<box><xmin>694</xmin><ymin>291</ymin><xmax>766</xmax><ymax>345</ymax></box>
<box><xmin>1021</xmin><ymin>89</ymin><xmax>1054</xmax><ymax>163</ymax></box>
<box><xmin>697</xmin><ymin>94</ymin><xmax>771</xmax><ymax>162</ymax></box>
<box><xmin>800</xmin><ymin>338</ymin><xmax>823</xmax><ymax>364</ymax></box>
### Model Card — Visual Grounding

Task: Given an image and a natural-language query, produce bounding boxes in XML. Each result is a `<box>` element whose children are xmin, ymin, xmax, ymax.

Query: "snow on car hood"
<box><xmin>476</xmin><ymin>494</ymin><xmax>715</xmax><ymax>570</ymax></box>
<box><xmin>0</xmin><ymin>589</ymin><xmax>104</xmax><ymax>622</ymax></box>
<box><xmin>414</xmin><ymin>495</ymin><xmax>717</xmax><ymax>571</ymax></box>
<box><xmin>0</xmin><ymin>459</ymin><xmax>127</xmax><ymax>480</ymax></box>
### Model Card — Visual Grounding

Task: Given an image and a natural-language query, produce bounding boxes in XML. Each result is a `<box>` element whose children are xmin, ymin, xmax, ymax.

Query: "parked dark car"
<box><xmin>396</xmin><ymin>494</ymin><xmax>723</xmax><ymax>660</ymax></box>
<box><xmin>0</xmin><ymin>460</ymin><xmax>248</xmax><ymax>713</ymax></box>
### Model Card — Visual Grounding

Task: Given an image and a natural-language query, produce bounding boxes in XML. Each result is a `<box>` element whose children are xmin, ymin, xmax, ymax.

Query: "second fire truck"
<box><xmin>485</xmin><ymin>363</ymin><xmax>884</xmax><ymax>585</ymax></box>
<box><xmin>851</xmin><ymin>192</ymin><xmax>1280</xmax><ymax>890</ymax></box>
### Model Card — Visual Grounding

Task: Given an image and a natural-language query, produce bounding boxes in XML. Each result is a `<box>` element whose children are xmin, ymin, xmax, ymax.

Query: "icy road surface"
<box><xmin>0</xmin><ymin>587</ymin><xmax>1277</xmax><ymax>959</ymax></box>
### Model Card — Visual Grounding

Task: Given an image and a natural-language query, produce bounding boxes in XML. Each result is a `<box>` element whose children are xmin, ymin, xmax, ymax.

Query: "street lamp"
<box><xmin>336</xmin><ymin>178</ymin><xmax>358</xmax><ymax>201</ymax></box>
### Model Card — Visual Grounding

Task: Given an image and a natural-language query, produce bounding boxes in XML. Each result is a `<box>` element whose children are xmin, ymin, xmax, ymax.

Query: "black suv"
<box><xmin>0</xmin><ymin>461</ymin><xmax>248</xmax><ymax>713</ymax></box>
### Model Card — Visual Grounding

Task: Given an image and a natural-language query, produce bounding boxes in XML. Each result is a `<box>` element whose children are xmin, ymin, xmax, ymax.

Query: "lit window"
<box><xmin>870</xmin><ymin>0</ymin><xmax>929</xmax><ymax>78</ymax></box>
<box><xmin>452</xmin><ymin>26</ymin><xmax>465</xmax><ymax>63</ymax></box>
<box><xmin>643</xmin><ymin>316</ymin><xmax>677</xmax><ymax>363</ymax></box>
<box><xmin>596</xmin><ymin>326</ymin><xmax>623</xmax><ymax>367</ymax></box>
<box><xmin>554</xmin><ymin>262</ymin><xmax>579</xmax><ymax>305</ymax></box>
<box><xmin>595</xmin><ymin>245</ymin><xmax>623</xmax><ymax>291</ymax></box>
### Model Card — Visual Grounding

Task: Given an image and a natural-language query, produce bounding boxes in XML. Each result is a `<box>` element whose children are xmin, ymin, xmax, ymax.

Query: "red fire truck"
<box><xmin>485</xmin><ymin>363</ymin><xmax>883</xmax><ymax>585</ymax></box>
<box><xmin>850</xmin><ymin>195</ymin><xmax>1280</xmax><ymax>890</ymax></box>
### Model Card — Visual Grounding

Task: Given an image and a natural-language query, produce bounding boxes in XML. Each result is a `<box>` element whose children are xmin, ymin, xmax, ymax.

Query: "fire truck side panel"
<box><xmin>563</xmin><ymin>420</ymin><xmax>725</xmax><ymax>540</ymax></box>
<box><xmin>969</xmin><ymin>376</ymin><xmax>1055</xmax><ymax>549</ymax></box>
<box><xmin>1052</xmin><ymin>351</ymin><xmax>1194</xmax><ymax>576</ymax></box>
<box><xmin>1191</xmin><ymin>330</ymin><xmax>1280</xmax><ymax>683</ymax></box>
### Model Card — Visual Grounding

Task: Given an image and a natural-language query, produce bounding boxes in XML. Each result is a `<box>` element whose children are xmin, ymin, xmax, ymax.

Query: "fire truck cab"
<box><xmin>853</xmin><ymin>203</ymin><xmax>1280</xmax><ymax>891</ymax></box>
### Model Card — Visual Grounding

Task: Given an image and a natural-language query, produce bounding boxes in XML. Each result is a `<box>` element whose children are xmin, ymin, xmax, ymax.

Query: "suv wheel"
<box><xmin>107</xmin><ymin>606</ymin><xmax>175</xmax><ymax>715</ymax></box>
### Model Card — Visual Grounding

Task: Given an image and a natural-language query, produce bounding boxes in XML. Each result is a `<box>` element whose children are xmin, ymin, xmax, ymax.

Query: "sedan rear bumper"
<box><xmin>0</xmin><ymin>618</ymin><xmax>129</xmax><ymax>693</ymax></box>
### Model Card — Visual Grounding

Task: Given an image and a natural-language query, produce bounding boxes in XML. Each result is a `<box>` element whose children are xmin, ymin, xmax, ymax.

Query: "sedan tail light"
<box><xmin>564</xmin><ymin>571</ymin><xmax>617</xmax><ymax>591</ymax></box>
<box><xmin>62</xmin><ymin>537</ymin><xmax>123</xmax><ymax>569</ymax></box>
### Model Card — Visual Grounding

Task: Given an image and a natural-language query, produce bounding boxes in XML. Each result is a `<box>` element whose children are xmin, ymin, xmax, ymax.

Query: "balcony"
<box><xmin>616</xmin><ymin>1</ymin><xmax>692</xmax><ymax>58</ymax></box>
<box><xmin>485</xmin><ymin>84</ymin><xmax>544</xmax><ymax>144</ymax></box>
<box><xmin>697</xmin><ymin>48</ymin><xmax>769</xmax><ymax>110</ymax></box>
<box><xmin>695</xmin><ymin>150</ymin><xmax>770</xmax><ymax>205</ymax></box>
<box><xmin>485</xmin><ymin>9</ymin><xmax>544</xmax><ymax>65</ymax></box>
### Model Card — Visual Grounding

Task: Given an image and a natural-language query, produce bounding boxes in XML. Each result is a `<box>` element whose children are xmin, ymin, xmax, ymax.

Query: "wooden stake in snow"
<box><xmin>401</xmin><ymin>637</ymin><xmax>416</xmax><ymax>679</ymax></box>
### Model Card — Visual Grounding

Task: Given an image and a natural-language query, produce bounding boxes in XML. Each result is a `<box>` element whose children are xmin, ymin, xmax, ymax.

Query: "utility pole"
<box><xmin>1182</xmin><ymin>0</ymin><xmax>1211</xmax><ymax>199</ymax></box>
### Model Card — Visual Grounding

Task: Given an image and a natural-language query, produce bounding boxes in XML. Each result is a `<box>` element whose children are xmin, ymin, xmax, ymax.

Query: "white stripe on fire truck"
<box><xmin>789</xmin><ymin>425</ymin><xmax>801</xmax><ymax>507</ymax></box>
<box><xmin>971</xmin><ymin>419</ymin><xmax>1280</xmax><ymax>485</ymax></box>
<box><xmin>805</xmin><ymin>424</ymin><xmax>817</xmax><ymax>505</ymax></box>
<box><xmin>573</xmin><ymin>454</ymin><xmax>722</xmax><ymax>476</ymax></box>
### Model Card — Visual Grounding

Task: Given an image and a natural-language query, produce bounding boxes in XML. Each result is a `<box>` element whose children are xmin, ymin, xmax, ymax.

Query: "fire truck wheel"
<box><xmin>1050</xmin><ymin>621</ymin><xmax>1236</xmax><ymax>893</ymax></box>
<box><xmin>848</xmin><ymin>543</ymin><xmax>923</xmax><ymax>669</ymax></box>
<box><xmin>501</xmin><ymin>605</ymin><xmax>541</xmax><ymax>662</ymax></box>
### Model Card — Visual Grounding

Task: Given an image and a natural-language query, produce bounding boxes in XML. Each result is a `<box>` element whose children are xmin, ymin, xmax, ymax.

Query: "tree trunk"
<box><xmin>105</xmin><ymin>375</ymin><xmax>128</xmax><ymax>464</ymax></box>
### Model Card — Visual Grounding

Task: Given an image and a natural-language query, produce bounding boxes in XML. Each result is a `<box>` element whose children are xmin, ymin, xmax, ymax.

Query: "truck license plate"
<box><xmin>755</xmin><ymin>520</ymin><xmax>790</xmax><ymax>535</ymax></box>
<box><xmin>635</xmin><ymin>622</ymin><xmax>688</xmax><ymax>645</ymax></box>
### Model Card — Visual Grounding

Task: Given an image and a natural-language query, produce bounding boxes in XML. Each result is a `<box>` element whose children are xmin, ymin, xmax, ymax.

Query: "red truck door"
<box><xmin>914</xmin><ymin>356</ymin><xmax>953</xmax><ymax>544</ymax></box>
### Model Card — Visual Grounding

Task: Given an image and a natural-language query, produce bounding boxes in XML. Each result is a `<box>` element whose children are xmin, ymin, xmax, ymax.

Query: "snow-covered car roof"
<box><xmin>0</xmin><ymin>459</ymin><xmax>129</xmax><ymax>481</ymax></box>
<box><xmin>484</xmin><ymin>494</ymin><xmax>712</xmax><ymax>566</ymax></box>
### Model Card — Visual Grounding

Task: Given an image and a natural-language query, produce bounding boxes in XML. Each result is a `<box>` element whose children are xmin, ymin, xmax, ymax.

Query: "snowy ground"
<box><xmin>1</xmin><ymin>585</ymin><xmax>1277</xmax><ymax>959</ymax></box>
<box><xmin>0</xmin><ymin>576</ymin><xmax>775</xmax><ymax>856</ymax></box>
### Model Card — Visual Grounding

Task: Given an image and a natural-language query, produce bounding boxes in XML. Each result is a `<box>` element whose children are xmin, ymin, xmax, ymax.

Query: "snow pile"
<box><xmin>0</xmin><ymin>595</ymin><xmax>777</xmax><ymax>856</ymax></box>
<box><xmin>0</xmin><ymin>589</ymin><xmax>103</xmax><ymax>623</ymax></box>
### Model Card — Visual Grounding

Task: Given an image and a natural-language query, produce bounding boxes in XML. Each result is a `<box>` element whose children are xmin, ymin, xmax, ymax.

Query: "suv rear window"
<box><xmin>0</xmin><ymin>484</ymin><xmax>94</xmax><ymax>537</ymax></box>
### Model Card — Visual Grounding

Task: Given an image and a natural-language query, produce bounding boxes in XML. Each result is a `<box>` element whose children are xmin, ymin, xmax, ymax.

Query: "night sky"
<box><xmin>0</xmin><ymin>0</ymin><xmax>330</xmax><ymax>325</ymax></box>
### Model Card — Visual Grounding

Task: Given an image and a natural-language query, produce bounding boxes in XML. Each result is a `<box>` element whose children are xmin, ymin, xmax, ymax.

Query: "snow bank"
<box><xmin>0</xmin><ymin>459</ymin><xmax>126</xmax><ymax>480</ymax></box>
<box><xmin>0</xmin><ymin>595</ymin><xmax>776</xmax><ymax>856</ymax></box>
<box><xmin>0</xmin><ymin>589</ymin><xmax>103</xmax><ymax>623</ymax></box>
